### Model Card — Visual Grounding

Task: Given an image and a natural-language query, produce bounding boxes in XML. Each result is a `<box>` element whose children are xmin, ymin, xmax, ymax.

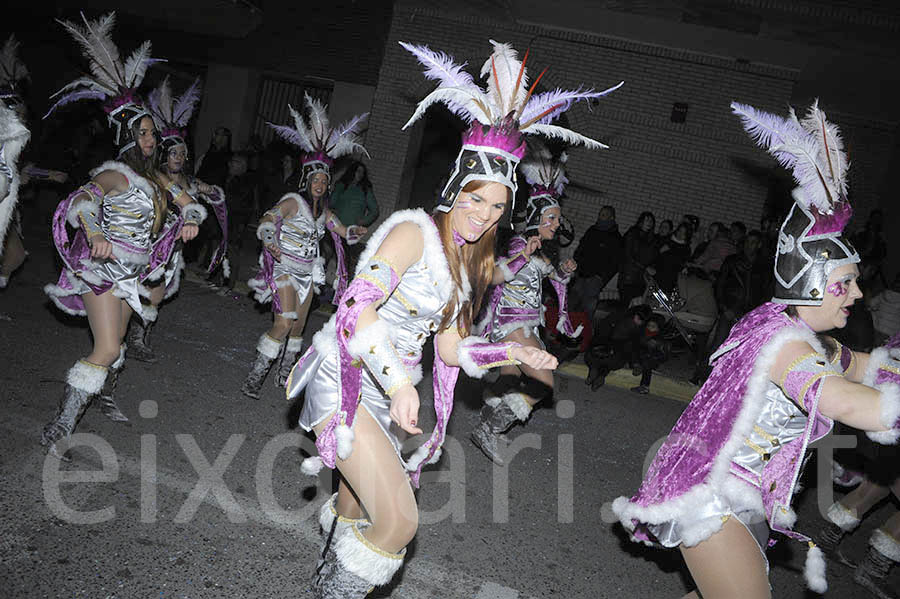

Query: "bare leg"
<box><xmin>267</xmin><ymin>277</ymin><xmax>298</xmax><ymax>341</ymax></box>
<box><xmin>335</xmin><ymin>478</ymin><xmax>366</xmax><ymax>520</ymax></box>
<box><xmin>679</xmin><ymin>517</ymin><xmax>771</xmax><ymax>599</ymax></box>
<box><xmin>288</xmin><ymin>289</ymin><xmax>314</xmax><ymax>338</ymax></box>
<box><xmin>501</xmin><ymin>328</ymin><xmax>553</xmax><ymax>407</ymax></box>
<box><xmin>315</xmin><ymin>408</ymin><xmax>417</xmax><ymax>553</ymax></box>
<box><xmin>148</xmin><ymin>283</ymin><xmax>166</xmax><ymax>310</ymax></box>
<box><xmin>0</xmin><ymin>230</ymin><xmax>26</xmax><ymax>281</ymax></box>
<box><xmin>83</xmin><ymin>290</ymin><xmax>129</xmax><ymax>367</ymax></box>
<box><xmin>840</xmin><ymin>478</ymin><xmax>892</xmax><ymax>518</ymax></box>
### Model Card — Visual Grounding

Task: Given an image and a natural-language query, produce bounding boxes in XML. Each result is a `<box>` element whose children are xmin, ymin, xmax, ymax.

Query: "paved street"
<box><xmin>1</xmin><ymin>218</ymin><xmax>897</xmax><ymax>598</ymax></box>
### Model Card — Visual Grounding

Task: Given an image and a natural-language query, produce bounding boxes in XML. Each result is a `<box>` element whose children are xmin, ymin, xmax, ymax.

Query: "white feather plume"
<box><xmin>480</xmin><ymin>39</ymin><xmax>527</xmax><ymax>116</ymax></box>
<box><xmin>523</xmin><ymin>123</ymin><xmax>609</xmax><ymax>150</ymax></box>
<box><xmin>267</xmin><ymin>95</ymin><xmax>367</xmax><ymax>160</ymax></box>
<box><xmin>0</xmin><ymin>35</ymin><xmax>29</xmax><ymax>87</ymax></box>
<box><xmin>171</xmin><ymin>78</ymin><xmax>202</xmax><ymax>127</ymax></box>
<box><xmin>304</xmin><ymin>93</ymin><xmax>330</xmax><ymax>147</ymax></box>
<box><xmin>123</xmin><ymin>40</ymin><xmax>152</xmax><ymax>88</ymax></box>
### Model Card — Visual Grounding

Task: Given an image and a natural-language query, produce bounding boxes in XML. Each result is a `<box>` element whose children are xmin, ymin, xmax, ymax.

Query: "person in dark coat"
<box><xmin>618</xmin><ymin>211</ymin><xmax>657</xmax><ymax>305</ymax></box>
<box><xmin>572</xmin><ymin>205</ymin><xmax>622</xmax><ymax>317</ymax></box>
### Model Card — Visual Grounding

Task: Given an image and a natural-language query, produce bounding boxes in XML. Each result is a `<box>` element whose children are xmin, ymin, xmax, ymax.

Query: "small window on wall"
<box><xmin>252</xmin><ymin>77</ymin><xmax>334</xmax><ymax>146</ymax></box>
<box><xmin>671</xmin><ymin>102</ymin><xmax>688</xmax><ymax>123</ymax></box>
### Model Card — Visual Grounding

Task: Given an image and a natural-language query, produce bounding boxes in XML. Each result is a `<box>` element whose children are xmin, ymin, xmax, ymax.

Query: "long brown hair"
<box><xmin>434</xmin><ymin>180</ymin><xmax>511</xmax><ymax>335</ymax></box>
<box><xmin>121</xmin><ymin>116</ymin><xmax>165</xmax><ymax>233</ymax></box>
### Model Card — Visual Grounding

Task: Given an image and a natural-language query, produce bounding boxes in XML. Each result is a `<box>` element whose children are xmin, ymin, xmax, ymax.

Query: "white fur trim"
<box><xmin>826</xmin><ymin>502</ymin><xmax>860</xmax><ymax>531</ymax></box>
<box><xmin>66</xmin><ymin>360</ymin><xmax>108</xmax><ymax>394</ymax></box>
<box><xmin>256</xmin><ymin>334</ymin><xmax>284</xmax><ymax>359</ymax></box>
<box><xmin>312</xmin><ymin>256</ymin><xmax>326</xmax><ymax>285</ymax></box>
<box><xmin>312</xmin><ymin>318</ymin><xmax>338</xmax><ymax>356</ymax></box>
<box><xmin>112</xmin><ymin>345</ymin><xmax>127</xmax><ymax>369</ymax></box>
<box><xmin>455</xmin><ymin>336</ymin><xmax>493</xmax><ymax>379</ymax></box>
<box><xmin>870</xmin><ymin>529</ymin><xmax>900</xmax><ymax>562</ymax></box>
<box><xmin>675</xmin><ymin>476</ymin><xmax>765</xmax><ymax>547</ymax></box>
<box><xmin>43</xmin><ymin>283</ymin><xmax>88</xmax><ymax>316</ymax></box>
<box><xmin>804</xmin><ymin>545</ymin><xmax>827</xmax><ymax>593</ymax></box>
<box><xmin>89</xmin><ymin>161</ymin><xmax>155</xmax><ymax>201</ymax></box>
<box><xmin>555</xmin><ymin>316</ymin><xmax>583</xmax><ymax>338</ymax></box>
<box><xmin>427</xmin><ymin>446</ymin><xmax>443</xmax><ymax>465</ymax></box>
<box><xmin>890</xmin><ymin>347</ymin><xmax>900</xmax><ymax>360</ymax></box>
<box><xmin>862</xmin><ymin>347</ymin><xmax>890</xmax><ymax>386</ymax></box>
<box><xmin>65</xmin><ymin>197</ymin><xmax>100</xmax><ymax>229</ymax></box>
<box><xmin>282</xmin><ymin>193</ymin><xmax>315</xmax><ymax>224</ymax></box>
<box><xmin>485</xmin><ymin>395</ymin><xmax>501</xmax><ymax>408</ymax></box>
<box><xmin>181</xmin><ymin>201</ymin><xmax>208</xmax><ymax>225</ymax></box>
<box><xmin>405</xmin><ymin>443</ymin><xmax>431</xmax><ymax>472</ymax></box>
<box><xmin>319</xmin><ymin>493</ymin><xmax>339</xmax><ymax>532</ymax></box>
<box><xmin>335</xmin><ymin>424</ymin><xmax>355</xmax><ymax>460</ymax></box>
<box><xmin>222</xmin><ymin>257</ymin><xmax>231</xmax><ymax>278</ymax></box>
<box><xmin>256</xmin><ymin>220</ymin><xmax>276</xmax><ymax>242</ymax></box>
<box><xmin>334</xmin><ymin>524</ymin><xmax>404</xmax><ymax>586</ymax></box>
<box><xmin>773</xmin><ymin>505</ymin><xmax>797</xmax><ymax>529</ymax></box>
<box><xmin>275</xmin><ymin>278</ymin><xmax>293</xmax><ymax>288</ymax></box>
<box><xmin>866</xmin><ymin>382</ymin><xmax>900</xmax><ymax>445</ymax></box>
<box><xmin>408</xmin><ymin>362</ymin><xmax>423</xmax><ymax>386</ymax></box>
<box><xmin>354</xmin><ymin>209</ymin><xmax>453</xmax><ymax>303</ymax></box>
<box><xmin>0</xmin><ymin>106</ymin><xmax>29</xmax><ymax>250</ymax></box>
<box><xmin>279</xmin><ymin>311</ymin><xmax>299</xmax><ymax>320</ymax></box>
<box><xmin>285</xmin><ymin>337</ymin><xmax>304</xmax><ymax>352</ymax></box>
<box><xmin>301</xmin><ymin>456</ymin><xmax>324</xmax><ymax>476</ymax></box>
<box><xmin>502</xmin><ymin>392</ymin><xmax>533</xmax><ymax>422</ymax></box>
<box><xmin>613</xmin><ymin>325</ymin><xmax>822</xmax><ymax>531</ymax></box>
<box><xmin>142</xmin><ymin>304</ymin><xmax>159</xmax><ymax>322</ymax></box>
<box><xmin>499</xmin><ymin>260</ymin><xmax>516</xmax><ymax>282</ymax></box>
<box><xmin>347</xmin><ymin>319</ymin><xmax>391</xmax><ymax>358</ymax></box>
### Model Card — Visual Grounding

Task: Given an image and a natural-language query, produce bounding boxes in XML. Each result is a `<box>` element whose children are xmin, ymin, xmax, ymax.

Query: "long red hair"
<box><xmin>434</xmin><ymin>180</ymin><xmax>511</xmax><ymax>335</ymax></box>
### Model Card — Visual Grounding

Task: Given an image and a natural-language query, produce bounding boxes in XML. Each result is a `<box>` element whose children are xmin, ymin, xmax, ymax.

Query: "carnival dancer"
<box><xmin>471</xmin><ymin>148</ymin><xmax>601</xmax><ymax>464</ymax></box>
<box><xmin>612</xmin><ymin>101</ymin><xmax>900</xmax><ymax>598</ymax></box>
<box><xmin>242</xmin><ymin>94</ymin><xmax>368</xmax><ymax>398</ymax></box>
<box><xmin>40</xmin><ymin>13</ymin><xmax>202</xmax><ymax>459</ymax></box>
<box><xmin>285</xmin><ymin>39</ymin><xmax>616</xmax><ymax>597</ymax></box>
<box><xmin>0</xmin><ymin>36</ymin><xmax>31</xmax><ymax>290</ymax></box>
<box><xmin>123</xmin><ymin>76</ymin><xmax>222</xmax><ymax>362</ymax></box>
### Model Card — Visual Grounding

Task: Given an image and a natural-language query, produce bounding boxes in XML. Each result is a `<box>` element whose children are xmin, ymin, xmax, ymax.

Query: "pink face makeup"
<box><xmin>827</xmin><ymin>281</ymin><xmax>847</xmax><ymax>297</ymax></box>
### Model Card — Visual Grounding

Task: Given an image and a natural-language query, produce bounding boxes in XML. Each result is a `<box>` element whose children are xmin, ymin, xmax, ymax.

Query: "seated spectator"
<box><xmin>584</xmin><ymin>304</ymin><xmax>651</xmax><ymax>391</ymax></box>
<box><xmin>573</xmin><ymin>205</ymin><xmax>622</xmax><ymax>317</ymax></box>
<box><xmin>618</xmin><ymin>211</ymin><xmax>658</xmax><ymax>305</ymax></box>
<box><xmin>868</xmin><ymin>273</ymin><xmax>900</xmax><ymax>345</ymax></box>
<box><xmin>652</xmin><ymin>222</ymin><xmax>692</xmax><ymax>292</ymax></box>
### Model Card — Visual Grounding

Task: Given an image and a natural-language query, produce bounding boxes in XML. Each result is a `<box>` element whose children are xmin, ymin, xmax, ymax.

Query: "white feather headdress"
<box><xmin>45</xmin><ymin>12</ymin><xmax>161</xmax><ymax>117</ymax></box>
<box><xmin>400</xmin><ymin>39</ymin><xmax>623</xmax><ymax>150</ymax></box>
<box><xmin>0</xmin><ymin>35</ymin><xmax>29</xmax><ymax>97</ymax></box>
<box><xmin>731</xmin><ymin>100</ymin><xmax>848</xmax><ymax>214</ymax></box>
<box><xmin>520</xmin><ymin>146</ymin><xmax>569</xmax><ymax>196</ymax></box>
<box><xmin>267</xmin><ymin>92</ymin><xmax>369</xmax><ymax>162</ymax></box>
<box><xmin>148</xmin><ymin>76</ymin><xmax>202</xmax><ymax>139</ymax></box>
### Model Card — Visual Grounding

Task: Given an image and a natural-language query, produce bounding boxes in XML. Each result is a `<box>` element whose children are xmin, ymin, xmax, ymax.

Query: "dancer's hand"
<box><xmin>511</xmin><ymin>346</ymin><xmax>558</xmax><ymax>371</ymax></box>
<box><xmin>181</xmin><ymin>224</ymin><xmax>199</xmax><ymax>242</ymax></box>
<box><xmin>390</xmin><ymin>384</ymin><xmax>423</xmax><ymax>435</ymax></box>
<box><xmin>524</xmin><ymin>236</ymin><xmax>542</xmax><ymax>256</ymax></box>
<box><xmin>266</xmin><ymin>242</ymin><xmax>282</xmax><ymax>262</ymax></box>
<box><xmin>88</xmin><ymin>233</ymin><xmax>113</xmax><ymax>260</ymax></box>
<box><xmin>196</xmin><ymin>181</ymin><xmax>214</xmax><ymax>195</ymax></box>
<box><xmin>560</xmin><ymin>258</ymin><xmax>576</xmax><ymax>274</ymax></box>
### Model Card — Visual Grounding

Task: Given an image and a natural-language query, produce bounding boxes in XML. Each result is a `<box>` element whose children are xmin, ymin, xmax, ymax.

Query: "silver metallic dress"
<box><xmin>488</xmin><ymin>249</ymin><xmax>556</xmax><ymax>342</ymax></box>
<box><xmin>46</xmin><ymin>161</ymin><xmax>159</xmax><ymax>321</ymax></box>
<box><xmin>294</xmin><ymin>211</ymin><xmax>450</xmax><ymax>458</ymax></box>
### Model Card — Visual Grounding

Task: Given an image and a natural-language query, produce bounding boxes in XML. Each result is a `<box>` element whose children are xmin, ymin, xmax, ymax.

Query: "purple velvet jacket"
<box><xmin>613</xmin><ymin>303</ymin><xmax>835</xmax><ymax>546</ymax></box>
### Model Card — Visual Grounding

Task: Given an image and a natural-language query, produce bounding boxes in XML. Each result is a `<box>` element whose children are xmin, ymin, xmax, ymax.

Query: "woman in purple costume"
<box><xmin>613</xmin><ymin>101</ymin><xmax>900</xmax><ymax>598</ymax></box>
<box><xmin>39</xmin><ymin>13</ymin><xmax>201</xmax><ymax>459</ymax></box>
<box><xmin>283</xmin><ymin>40</ymin><xmax>619</xmax><ymax>597</ymax></box>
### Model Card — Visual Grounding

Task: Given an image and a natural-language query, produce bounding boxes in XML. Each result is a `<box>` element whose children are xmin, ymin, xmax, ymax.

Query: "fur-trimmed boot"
<box><xmin>275</xmin><ymin>336</ymin><xmax>304</xmax><ymax>388</ymax></box>
<box><xmin>854</xmin><ymin>529</ymin><xmax>900</xmax><ymax>599</ymax></box>
<box><xmin>315</xmin><ymin>493</ymin><xmax>371</xmax><ymax>590</ymax></box>
<box><xmin>470</xmin><ymin>392</ymin><xmax>533</xmax><ymax>466</ymax></box>
<box><xmin>241</xmin><ymin>334</ymin><xmax>284</xmax><ymax>399</ymax></box>
<box><xmin>126</xmin><ymin>313</ymin><xmax>157</xmax><ymax>363</ymax></box>
<box><xmin>95</xmin><ymin>344</ymin><xmax>129</xmax><ymax>422</ymax></box>
<box><xmin>818</xmin><ymin>501</ymin><xmax>860</xmax><ymax>560</ymax></box>
<box><xmin>40</xmin><ymin>360</ymin><xmax>108</xmax><ymax>460</ymax></box>
<box><xmin>315</xmin><ymin>522</ymin><xmax>404</xmax><ymax>598</ymax></box>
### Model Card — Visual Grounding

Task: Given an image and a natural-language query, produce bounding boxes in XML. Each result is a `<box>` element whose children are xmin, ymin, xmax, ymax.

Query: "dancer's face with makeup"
<box><xmin>537</xmin><ymin>206</ymin><xmax>561</xmax><ymax>240</ymax></box>
<box><xmin>449</xmin><ymin>181</ymin><xmax>509</xmax><ymax>242</ymax></box>
<box><xmin>797</xmin><ymin>263</ymin><xmax>863</xmax><ymax>331</ymax></box>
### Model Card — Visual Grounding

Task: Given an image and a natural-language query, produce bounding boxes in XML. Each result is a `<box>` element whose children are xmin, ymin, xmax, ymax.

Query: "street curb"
<box><xmin>557</xmin><ymin>361</ymin><xmax>698</xmax><ymax>404</ymax></box>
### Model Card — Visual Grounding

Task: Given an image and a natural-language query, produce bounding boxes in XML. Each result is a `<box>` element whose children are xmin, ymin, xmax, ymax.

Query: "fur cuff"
<box><xmin>870</xmin><ymin>529</ymin><xmax>900</xmax><ymax>562</ymax></box>
<box><xmin>279</xmin><ymin>311</ymin><xmax>299</xmax><ymax>320</ymax></box>
<box><xmin>866</xmin><ymin>383</ymin><xmax>900</xmax><ymax>445</ymax></box>
<box><xmin>334</xmin><ymin>524</ymin><xmax>405</xmax><ymax>586</ymax></box>
<box><xmin>67</xmin><ymin>360</ymin><xmax>109</xmax><ymax>394</ymax></box>
<box><xmin>347</xmin><ymin>319</ymin><xmax>391</xmax><ymax>358</ymax></box>
<box><xmin>456</xmin><ymin>336</ymin><xmax>519</xmax><ymax>379</ymax></box>
<box><xmin>318</xmin><ymin>493</ymin><xmax>369</xmax><ymax>533</ymax></box>
<box><xmin>502</xmin><ymin>392</ymin><xmax>533</xmax><ymax>422</ymax></box>
<box><xmin>256</xmin><ymin>333</ymin><xmax>284</xmax><ymax>360</ymax></box>
<box><xmin>181</xmin><ymin>202</ymin><xmax>208</xmax><ymax>225</ymax></box>
<box><xmin>66</xmin><ymin>197</ymin><xmax>100</xmax><ymax>230</ymax></box>
<box><xmin>112</xmin><ymin>344</ymin><xmax>127</xmax><ymax>370</ymax></box>
<box><xmin>499</xmin><ymin>260</ymin><xmax>516</xmax><ymax>282</ymax></box>
<box><xmin>804</xmin><ymin>545</ymin><xmax>827</xmax><ymax>593</ymax></box>
<box><xmin>256</xmin><ymin>221</ymin><xmax>276</xmax><ymax>242</ymax></box>
<box><xmin>142</xmin><ymin>304</ymin><xmax>159</xmax><ymax>322</ymax></box>
<box><xmin>826</xmin><ymin>502</ymin><xmax>860</xmax><ymax>531</ymax></box>
<box><xmin>285</xmin><ymin>337</ymin><xmax>304</xmax><ymax>352</ymax></box>
<box><xmin>456</xmin><ymin>335</ymin><xmax>489</xmax><ymax>378</ymax></box>
<box><xmin>312</xmin><ymin>256</ymin><xmax>326</xmax><ymax>286</ymax></box>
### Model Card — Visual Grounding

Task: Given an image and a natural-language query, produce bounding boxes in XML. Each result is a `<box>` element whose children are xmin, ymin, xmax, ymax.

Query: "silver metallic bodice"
<box><xmin>0</xmin><ymin>144</ymin><xmax>11</xmax><ymax>201</ymax></box>
<box><xmin>499</xmin><ymin>251</ymin><xmax>554</xmax><ymax>312</ymax></box>
<box><xmin>100</xmin><ymin>182</ymin><xmax>156</xmax><ymax>252</ymax></box>
<box><xmin>280</xmin><ymin>197</ymin><xmax>326</xmax><ymax>264</ymax></box>
<box><xmin>376</xmin><ymin>256</ymin><xmax>447</xmax><ymax>361</ymax></box>
<box><xmin>732</xmin><ymin>380</ymin><xmax>808</xmax><ymax>476</ymax></box>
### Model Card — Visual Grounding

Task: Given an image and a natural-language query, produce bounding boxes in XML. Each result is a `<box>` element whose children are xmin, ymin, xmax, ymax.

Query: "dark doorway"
<box><xmin>406</xmin><ymin>105</ymin><xmax>466</xmax><ymax>211</ymax></box>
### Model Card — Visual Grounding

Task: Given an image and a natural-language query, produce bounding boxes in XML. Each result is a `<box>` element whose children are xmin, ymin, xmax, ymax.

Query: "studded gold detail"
<box><xmin>345</xmin><ymin>297</ymin><xmax>356</xmax><ymax>307</ymax></box>
<box><xmin>370</xmin><ymin>263</ymin><xmax>380</xmax><ymax>270</ymax></box>
<box><xmin>343</xmin><ymin>328</ymin><xmax>351</xmax><ymax>338</ymax></box>
<box><xmin>409</xmin><ymin>308</ymin><xmax>418</xmax><ymax>316</ymax></box>
<box><xmin>465</xmin><ymin>158</ymin><xmax>478</xmax><ymax>169</ymax></box>
<box><xmin>382</xmin><ymin>366</ymin><xmax>390</xmax><ymax>375</ymax></box>
<box><xmin>769</xmin><ymin>482</ymin><xmax>777</xmax><ymax>492</ymax></box>
<box><xmin>810</xmin><ymin>288</ymin><xmax>819</xmax><ymax>298</ymax></box>
<box><xmin>369</xmin><ymin>346</ymin><xmax>376</xmax><ymax>354</ymax></box>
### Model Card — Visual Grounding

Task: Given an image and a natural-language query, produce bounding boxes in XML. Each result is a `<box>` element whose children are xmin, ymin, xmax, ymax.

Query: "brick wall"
<box><xmin>365</xmin><ymin>6</ymin><xmax>897</xmax><ymax>253</ymax></box>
